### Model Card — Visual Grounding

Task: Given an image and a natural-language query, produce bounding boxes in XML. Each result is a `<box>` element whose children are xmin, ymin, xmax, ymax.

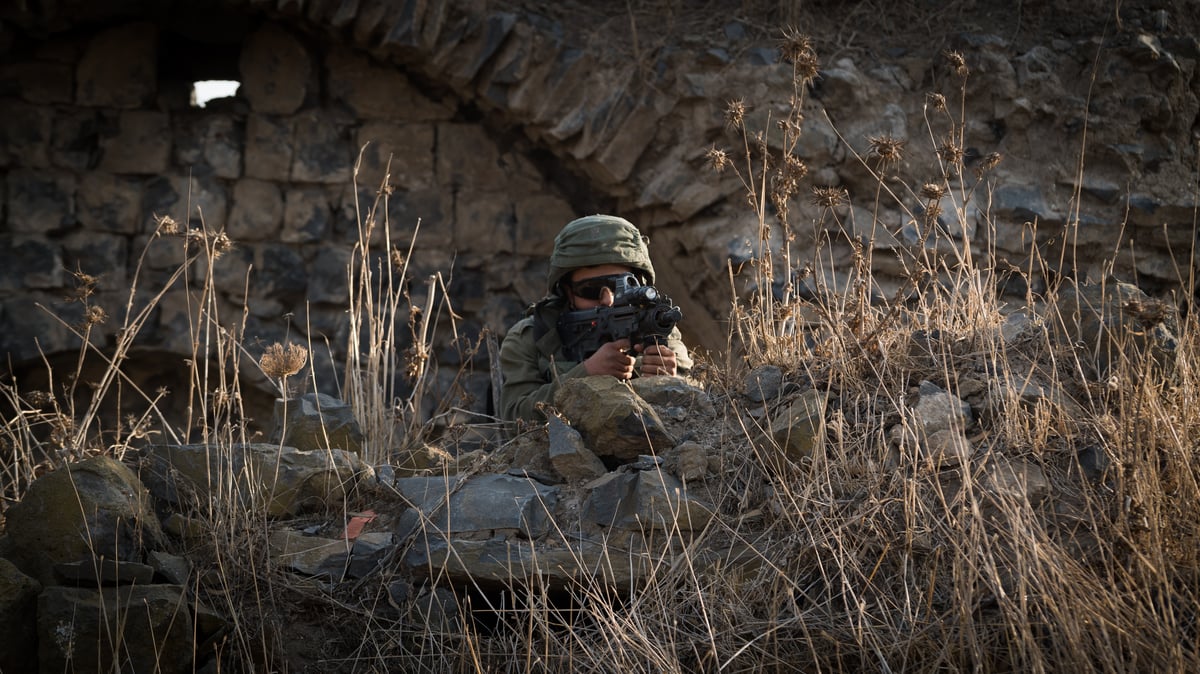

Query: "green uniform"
<box><xmin>498</xmin><ymin>296</ymin><xmax>692</xmax><ymax>424</ymax></box>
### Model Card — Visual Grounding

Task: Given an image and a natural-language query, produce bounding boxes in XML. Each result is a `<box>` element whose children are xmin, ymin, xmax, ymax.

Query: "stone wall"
<box><xmin>2</xmin><ymin>0</ymin><xmax>1198</xmax><ymax>429</ymax></box>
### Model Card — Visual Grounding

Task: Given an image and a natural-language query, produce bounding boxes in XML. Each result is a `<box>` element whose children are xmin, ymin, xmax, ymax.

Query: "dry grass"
<box><xmin>3</xmin><ymin>23</ymin><xmax>1199</xmax><ymax>674</ymax></box>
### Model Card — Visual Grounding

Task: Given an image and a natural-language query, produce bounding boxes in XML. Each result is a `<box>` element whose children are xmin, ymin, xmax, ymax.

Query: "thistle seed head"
<box><xmin>779</xmin><ymin>27</ymin><xmax>819</xmax><ymax>83</ymax></box>
<box><xmin>809</xmin><ymin>186</ymin><xmax>848</xmax><ymax>209</ymax></box>
<box><xmin>260</xmin><ymin>342</ymin><xmax>308</xmax><ymax>381</ymax></box>
<box><xmin>705</xmin><ymin>146</ymin><xmax>730</xmax><ymax>173</ymax></box>
<box><xmin>927</xmin><ymin>92</ymin><xmax>947</xmax><ymax>111</ymax></box>
<box><xmin>943</xmin><ymin>50</ymin><xmax>969</xmax><ymax>78</ymax></box>
<box><xmin>868</xmin><ymin>135</ymin><xmax>906</xmax><ymax>168</ymax></box>
<box><xmin>724</xmin><ymin>99</ymin><xmax>747</xmax><ymax>130</ymax></box>
<box><xmin>920</xmin><ymin>183</ymin><xmax>947</xmax><ymax>201</ymax></box>
<box><xmin>938</xmin><ymin>141</ymin><xmax>964</xmax><ymax>165</ymax></box>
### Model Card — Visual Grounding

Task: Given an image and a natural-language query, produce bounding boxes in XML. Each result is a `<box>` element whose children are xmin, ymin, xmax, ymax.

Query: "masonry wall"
<box><xmin>0</xmin><ymin>15</ymin><xmax>578</xmax><ymax>428</ymax></box>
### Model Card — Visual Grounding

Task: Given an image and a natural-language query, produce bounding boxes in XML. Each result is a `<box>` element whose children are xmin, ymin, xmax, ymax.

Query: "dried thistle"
<box><xmin>938</xmin><ymin>141</ymin><xmax>964</xmax><ymax>165</ymax></box>
<box><xmin>927</xmin><ymin>92</ymin><xmax>947</xmax><ymax>111</ymax></box>
<box><xmin>867</xmin><ymin>135</ymin><xmax>906</xmax><ymax>168</ymax></box>
<box><xmin>809</xmin><ymin>186</ymin><xmax>848</xmax><ymax>209</ymax></box>
<box><xmin>390</xmin><ymin>246</ymin><xmax>406</xmax><ymax>272</ymax></box>
<box><xmin>27</xmin><ymin>390</ymin><xmax>54</xmax><ymax>408</ymax></box>
<box><xmin>724</xmin><ymin>99</ymin><xmax>747</xmax><ymax>131</ymax></box>
<box><xmin>782</xmin><ymin>154</ymin><xmax>808</xmax><ymax>183</ymax></box>
<box><xmin>705</xmin><ymin>146</ymin><xmax>730</xmax><ymax>173</ymax></box>
<box><xmin>780</xmin><ymin>27</ymin><xmax>819</xmax><ymax>83</ymax></box>
<box><xmin>210</xmin><ymin>231</ymin><xmax>234</xmax><ymax>260</ymax></box>
<box><xmin>154</xmin><ymin>214</ymin><xmax>180</xmax><ymax>235</ymax></box>
<box><xmin>920</xmin><ymin>183</ymin><xmax>947</xmax><ymax>201</ymax></box>
<box><xmin>922</xmin><ymin>201</ymin><xmax>944</xmax><ymax>227</ymax></box>
<box><xmin>84</xmin><ymin>305</ymin><xmax>107</xmax><ymax>327</ymax></box>
<box><xmin>260</xmin><ymin>342</ymin><xmax>308</xmax><ymax>394</ymax></box>
<box><xmin>943</xmin><ymin>50</ymin><xmax>969</xmax><ymax>78</ymax></box>
<box><xmin>974</xmin><ymin>151</ymin><xmax>1003</xmax><ymax>178</ymax></box>
<box><xmin>67</xmin><ymin>270</ymin><xmax>99</xmax><ymax>303</ymax></box>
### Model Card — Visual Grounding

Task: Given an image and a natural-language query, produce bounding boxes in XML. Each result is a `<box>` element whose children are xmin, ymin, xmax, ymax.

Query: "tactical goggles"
<box><xmin>567</xmin><ymin>272</ymin><xmax>642</xmax><ymax>300</ymax></box>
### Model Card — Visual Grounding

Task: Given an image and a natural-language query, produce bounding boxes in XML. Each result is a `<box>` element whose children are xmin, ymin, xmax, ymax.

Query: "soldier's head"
<box><xmin>547</xmin><ymin>215</ymin><xmax>655</xmax><ymax>301</ymax></box>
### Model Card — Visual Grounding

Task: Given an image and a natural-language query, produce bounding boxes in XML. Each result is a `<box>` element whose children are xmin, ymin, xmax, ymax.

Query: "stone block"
<box><xmin>0</xmin><ymin>559</ymin><xmax>40</xmax><ymax>674</ymax></box>
<box><xmin>270</xmin><ymin>392</ymin><xmax>364</xmax><ymax>454</ymax></box>
<box><xmin>0</xmin><ymin>235</ymin><xmax>64</xmax><ymax>290</ymax></box>
<box><xmin>6</xmin><ymin>168</ymin><xmax>76</xmax><ymax>233</ymax></box>
<box><xmin>143</xmin><ymin>175</ymin><xmax>228</xmax><ymax>232</ymax></box>
<box><xmin>547</xmin><ymin>416</ymin><xmax>608</xmax><ymax>482</ymax></box>
<box><xmin>77</xmin><ymin>171</ymin><xmax>143</xmax><ymax>233</ymax></box>
<box><xmin>75</xmin><ymin>22</ymin><xmax>158</xmax><ymax>108</ymax></box>
<box><xmin>394</xmin><ymin>473</ymin><xmax>560</xmax><ymax>539</ymax></box>
<box><xmin>283</xmin><ymin>185</ymin><xmax>332</xmax><ymax>243</ymax></box>
<box><xmin>245</xmin><ymin>114</ymin><xmax>294</xmax><ymax>180</ymax></box>
<box><xmin>291</xmin><ymin>111</ymin><xmax>352</xmax><ymax>183</ymax></box>
<box><xmin>513</xmin><ymin>194</ymin><xmax>575</xmax><ymax>256</ymax></box>
<box><xmin>174</xmin><ymin>114</ymin><xmax>242</xmax><ymax>179</ymax></box>
<box><xmin>305</xmin><ymin>245</ymin><xmax>351</xmax><ymax>304</ymax></box>
<box><xmin>0</xmin><ymin>60</ymin><xmax>73</xmax><ymax>104</ymax></box>
<box><xmin>356</xmin><ymin>120</ymin><xmax>436</xmax><ymax>191</ymax></box>
<box><xmin>228</xmin><ymin>178</ymin><xmax>284</xmax><ymax>241</ymax></box>
<box><xmin>256</xmin><ymin>242</ymin><xmax>309</xmax><ymax>305</ymax></box>
<box><xmin>239</xmin><ymin>24</ymin><xmax>311</xmax><ymax>115</ymax></box>
<box><xmin>99</xmin><ymin>110</ymin><xmax>171</xmax><ymax>175</ymax></box>
<box><xmin>61</xmin><ymin>230</ymin><xmax>129</xmax><ymax>290</ymax></box>
<box><xmin>327</xmin><ymin>46</ymin><xmax>452</xmax><ymax>120</ymax></box>
<box><xmin>582</xmin><ymin>469</ymin><xmax>714</xmax><ymax>531</ymax></box>
<box><xmin>0</xmin><ymin>294</ymin><xmax>87</xmax><ymax>361</ymax></box>
<box><xmin>50</xmin><ymin>109</ymin><xmax>109</xmax><ymax>171</ymax></box>
<box><xmin>0</xmin><ymin>102</ymin><xmax>51</xmax><ymax>168</ymax></box>
<box><xmin>436</xmin><ymin>123</ymin><xmax>507</xmax><ymax>191</ymax></box>
<box><xmin>453</xmin><ymin>190</ymin><xmax>514</xmax><ymax>253</ymax></box>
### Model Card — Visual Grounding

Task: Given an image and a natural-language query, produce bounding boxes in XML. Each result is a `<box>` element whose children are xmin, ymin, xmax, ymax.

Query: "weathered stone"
<box><xmin>77</xmin><ymin>171</ymin><xmax>142</xmax><ymax>233</ymax></box>
<box><xmin>984</xmin><ymin>456</ymin><xmax>1051</xmax><ymax>505</ymax></box>
<box><xmin>665</xmin><ymin>440</ymin><xmax>708</xmax><ymax>481</ymax></box>
<box><xmin>269</xmin><ymin>529</ymin><xmax>351</xmax><ymax>579</ymax></box>
<box><xmin>305</xmin><ymin>245</ymin><xmax>351</xmax><ymax>303</ymax></box>
<box><xmin>768</xmin><ymin>388</ymin><xmax>829</xmax><ymax>463</ymax></box>
<box><xmin>0</xmin><ymin>60</ymin><xmax>73</xmax><ymax>104</ymax></box>
<box><xmin>4</xmin><ymin>455</ymin><xmax>164</xmax><ymax>585</ymax></box>
<box><xmin>245</xmin><ymin>114</ymin><xmax>294</xmax><ymax>180</ymax></box>
<box><xmin>175</xmin><ymin>115</ymin><xmax>242</xmax><ymax>179</ymax></box>
<box><xmin>255</xmin><ymin>242</ymin><xmax>309</xmax><ymax>308</ymax></box>
<box><xmin>436</xmin><ymin>123</ymin><xmax>508</xmax><ymax>191</ymax></box>
<box><xmin>75</xmin><ymin>22</ymin><xmax>158</xmax><ymax>108</ymax></box>
<box><xmin>0</xmin><ymin>558</ymin><xmax>40</xmax><ymax>674</ymax></box>
<box><xmin>554</xmin><ymin>377</ymin><xmax>676</xmax><ymax>461</ymax></box>
<box><xmin>513</xmin><ymin>194</ymin><xmax>577</xmax><ymax>256</ymax></box>
<box><xmin>291</xmin><ymin>111</ymin><xmax>353</xmax><ymax>183</ymax></box>
<box><xmin>909</xmin><ymin>381</ymin><xmax>973</xmax><ymax>435</ymax></box>
<box><xmin>0</xmin><ymin>235</ymin><xmax>65</xmax><ymax>290</ymax></box>
<box><xmin>61</xmin><ymin>230</ymin><xmax>129</xmax><ymax>290</ymax></box>
<box><xmin>138</xmin><ymin>442</ymin><xmax>372</xmax><ymax>517</ymax></box>
<box><xmin>347</xmin><ymin>532</ymin><xmax>394</xmax><ymax>577</ymax></box>
<box><xmin>327</xmin><ymin>46</ymin><xmax>453</xmax><ymax>120</ymax></box>
<box><xmin>743</xmin><ymin>364</ymin><xmax>783</xmax><ymax>403</ymax></box>
<box><xmin>356</xmin><ymin>120</ymin><xmax>437</xmax><ymax>191</ymax></box>
<box><xmin>227</xmin><ymin>178</ymin><xmax>284</xmax><ymax>241</ymax></box>
<box><xmin>393</xmin><ymin>443</ymin><xmax>456</xmax><ymax>476</ymax></box>
<box><xmin>923</xmin><ymin>429</ymin><xmax>974</xmax><ymax>467</ymax></box>
<box><xmin>582</xmin><ymin>469</ymin><xmax>714</xmax><ymax>531</ymax></box>
<box><xmin>283</xmin><ymin>185</ymin><xmax>333</xmax><ymax>242</ymax></box>
<box><xmin>0</xmin><ymin>101</ymin><xmax>50</xmax><ymax>168</ymax></box>
<box><xmin>99</xmin><ymin>110</ymin><xmax>170</xmax><ymax>175</ymax></box>
<box><xmin>49</xmin><ymin>109</ymin><xmax>107</xmax><ymax>171</ymax></box>
<box><xmin>547</xmin><ymin>416</ymin><xmax>608</xmax><ymax>483</ymax></box>
<box><xmin>53</xmin><ymin>558</ymin><xmax>156</xmax><ymax>586</ymax></box>
<box><xmin>0</xmin><ymin>295</ymin><xmax>84</xmax><ymax>361</ymax></box>
<box><xmin>402</xmin><ymin>536</ymin><xmax>652</xmax><ymax>588</ymax></box>
<box><xmin>38</xmin><ymin>584</ymin><xmax>194</xmax><ymax>674</ymax></box>
<box><xmin>396</xmin><ymin>473</ymin><xmax>559</xmax><ymax>539</ymax></box>
<box><xmin>1053</xmin><ymin>279</ymin><xmax>1178</xmax><ymax>380</ymax></box>
<box><xmin>270</xmin><ymin>392</ymin><xmax>364</xmax><ymax>454</ymax></box>
<box><xmin>239</xmin><ymin>24</ymin><xmax>311</xmax><ymax>115</ymax></box>
<box><xmin>6</xmin><ymin>167</ymin><xmax>75</xmax><ymax>233</ymax></box>
<box><xmin>147</xmin><ymin>550</ymin><xmax>192</xmax><ymax>585</ymax></box>
<box><xmin>143</xmin><ymin>175</ymin><xmax>229</xmax><ymax>231</ymax></box>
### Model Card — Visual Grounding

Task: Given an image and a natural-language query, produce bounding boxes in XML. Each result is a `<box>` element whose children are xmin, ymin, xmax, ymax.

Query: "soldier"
<box><xmin>498</xmin><ymin>214</ymin><xmax>692</xmax><ymax>424</ymax></box>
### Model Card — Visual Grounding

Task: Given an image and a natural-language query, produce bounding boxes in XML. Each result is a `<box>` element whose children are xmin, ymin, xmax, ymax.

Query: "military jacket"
<box><xmin>498</xmin><ymin>297</ymin><xmax>692</xmax><ymax>424</ymax></box>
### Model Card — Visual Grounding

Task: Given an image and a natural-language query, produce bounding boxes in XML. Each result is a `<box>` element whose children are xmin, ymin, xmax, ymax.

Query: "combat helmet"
<box><xmin>547</xmin><ymin>215</ymin><xmax>655</xmax><ymax>293</ymax></box>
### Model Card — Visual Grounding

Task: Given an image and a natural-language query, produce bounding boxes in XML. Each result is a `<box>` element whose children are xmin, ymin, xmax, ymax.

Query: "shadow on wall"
<box><xmin>3</xmin><ymin>348</ymin><xmax>279</xmax><ymax>456</ymax></box>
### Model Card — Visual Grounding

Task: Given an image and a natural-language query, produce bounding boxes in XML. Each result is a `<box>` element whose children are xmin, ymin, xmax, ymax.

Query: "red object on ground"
<box><xmin>342</xmin><ymin>509</ymin><xmax>377</xmax><ymax>540</ymax></box>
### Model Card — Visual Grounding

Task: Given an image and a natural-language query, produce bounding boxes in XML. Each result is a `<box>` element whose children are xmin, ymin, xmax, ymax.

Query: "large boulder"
<box><xmin>3</xmin><ymin>455</ymin><xmax>163</xmax><ymax>585</ymax></box>
<box><xmin>1053</xmin><ymin>279</ymin><xmax>1179</xmax><ymax>380</ymax></box>
<box><xmin>554</xmin><ymin>377</ymin><xmax>676</xmax><ymax>461</ymax></box>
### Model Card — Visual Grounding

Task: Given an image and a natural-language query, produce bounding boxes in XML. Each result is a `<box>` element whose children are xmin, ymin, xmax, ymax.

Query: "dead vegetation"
<box><xmin>3</xmin><ymin>17</ymin><xmax>1200</xmax><ymax>674</ymax></box>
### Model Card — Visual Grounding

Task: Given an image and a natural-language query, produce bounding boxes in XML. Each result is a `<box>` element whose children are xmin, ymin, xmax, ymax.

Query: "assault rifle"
<box><xmin>557</xmin><ymin>285</ymin><xmax>683</xmax><ymax>361</ymax></box>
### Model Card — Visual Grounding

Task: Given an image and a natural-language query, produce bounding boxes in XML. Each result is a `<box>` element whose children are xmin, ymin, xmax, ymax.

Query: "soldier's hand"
<box><xmin>637</xmin><ymin>343</ymin><xmax>678</xmax><ymax>377</ymax></box>
<box><xmin>584</xmin><ymin>339</ymin><xmax>636</xmax><ymax>380</ymax></box>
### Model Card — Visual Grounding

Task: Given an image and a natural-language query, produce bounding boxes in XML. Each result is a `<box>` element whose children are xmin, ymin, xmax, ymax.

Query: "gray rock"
<box><xmin>582</xmin><ymin>470</ymin><xmax>714</xmax><ymax>531</ymax></box>
<box><xmin>4</xmin><ymin>456</ymin><xmax>164</xmax><ymax>585</ymax></box>
<box><xmin>38</xmin><ymin>584</ymin><xmax>194</xmax><ymax>674</ymax></box>
<box><xmin>768</xmin><ymin>388</ymin><xmax>829</xmax><ymax>463</ymax></box>
<box><xmin>270</xmin><ymin>392</ymin><xmax>365</xmax><ymax>455</ymax></box>
<box><xmin>396</xmin><ymin>473</ymin><xmax>559</xmax><ymax>539</ymax></box>
<box><xmin>743</xmin><ymin>364</ymin><xmax>783</xmax><ymax>403</ymax></box>
<box><xmin>0</xmin><ymin>558</ymin><xmax>40</xmax><ymax>674</ymax></box>
<box><xmin>1053</xmin><ymin>279</ymin><xmax>1178</xmax><ymax>380</ymax></box>
<box><xmin>547</xmin><ymin>416</ymin><xmax>608</xmax><ymax>483</ymax></box>
<box><xmin>138</xmin><ymin>442</ymin><xmax>372</xmax><ymax>517</ymax></box>
<box><xmin>238</xmin><ymin>24</ymin><xmax>310</xmax><ymax>115</ymax></box>
<box><xmin>54</xmin><ymin>558</ymin><xmax>156</xmax><ymax>586</ymax></box>
<box><xmin>554</xmin><ymin>377</ymin><xmax>676</xmax><ymax>461</ymax></box>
